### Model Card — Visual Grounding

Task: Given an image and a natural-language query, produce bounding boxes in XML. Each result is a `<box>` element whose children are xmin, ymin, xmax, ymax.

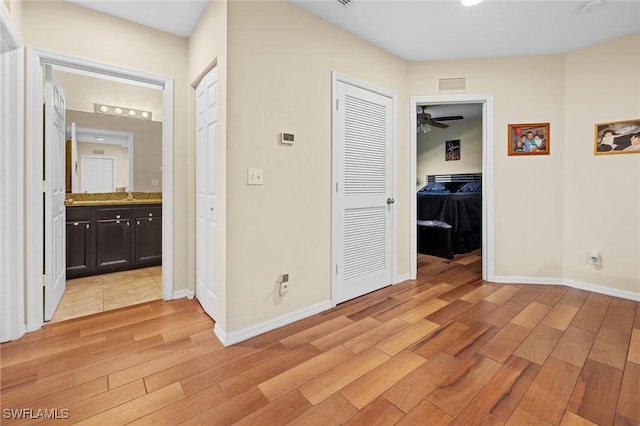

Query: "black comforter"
<box><xmin>417</xmin><ymin>192</ymin><xmax>482</xmax><ymax>253</ymax></box>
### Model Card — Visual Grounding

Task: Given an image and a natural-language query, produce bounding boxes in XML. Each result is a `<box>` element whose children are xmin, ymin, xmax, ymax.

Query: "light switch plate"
<box><xmin>247</xmin><ymin>168</ymin><xmax>264</xmax><ymax>185</ymax></box>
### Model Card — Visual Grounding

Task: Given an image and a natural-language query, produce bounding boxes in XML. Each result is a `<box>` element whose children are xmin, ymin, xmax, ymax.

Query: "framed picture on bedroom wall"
<box><xmin>507</xmin><ymin>123</ymin><xmax>550</xmax><ymax>156</ymax></box>
<box><xmin>445</xmin><ymin>139</ymin><xmax>460</xmax><ymax>161</ymax></box>
<box><xmin>594</xmin><ymin>119</ymin><xmax>640</xmax><ymax>154</ymax></box>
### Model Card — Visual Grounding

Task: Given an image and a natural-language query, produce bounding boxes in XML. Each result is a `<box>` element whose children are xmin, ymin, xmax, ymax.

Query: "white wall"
<box><xmin>409</xmin><ymin>55</ymin><xmax>567</xmax><ymax>280</ymax></box>
<box><xmin>21</xmin><ymin>0</ymin><xmax>189</xmax><ymax>291</ymax></box>
<box><xmin>417</xmin><ymin>118</ymin><xmax>483</xmax><ymax>188</ymax></box>
<box><xmin>562</xmin><ymin>33</ymin><xmax>640</xmax><ymax>295</ymax></box>
<box><xmin>225</xmin><ymin>1</ymin><xmax>409</xmax><ymax>332</ymax></box>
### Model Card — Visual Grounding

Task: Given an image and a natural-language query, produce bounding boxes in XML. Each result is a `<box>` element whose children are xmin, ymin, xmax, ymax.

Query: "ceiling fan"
<box><xmin>416</xmin><ymin>106</ymin><xmax>463</xmax><ymax>132</ymax></box>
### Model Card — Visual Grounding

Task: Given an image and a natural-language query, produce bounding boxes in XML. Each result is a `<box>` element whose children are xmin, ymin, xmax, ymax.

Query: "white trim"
<box><xmin>409</xmin><ymin>94</ymin><xmax>495</xmax><ymax>282</ymax></box>
<box><xmin>173</xmin><ymin>289</ymin><xmax>194</xmax><ymax>300</ymax></box>
<box><xmin>26</xmin><ymin>48</ymin><xmax>175</xmax><ymax>333</ymax></box>
<box><xmin>395</xmin><ymin>273</ymin><xmax>411</xmax><ymax>284</ymax></box>
<box><xmin>0</xmin><ymin>4</ymin><xmax>24</xmax><ymax>341</ymax></box>
<box><xmin>494</xmin><ymin>276</ymin><xmax>640</xmax><ymax>302</ymax></box>
<box><xmin>215</xmin><ymin>300</ymin><xmax>332</xmax><ymax>347</ymax></box>
<box><xmin>331</xmin><ymin>71</ymin><xmax>399</xmax><ymax>307</ymax></box>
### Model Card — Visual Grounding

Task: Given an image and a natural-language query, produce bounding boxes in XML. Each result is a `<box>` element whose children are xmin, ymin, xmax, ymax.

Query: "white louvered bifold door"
<box><xmin>334</xmin><ymin>80</ymin><xmax>393</xmax><ymax>304</ymax></box>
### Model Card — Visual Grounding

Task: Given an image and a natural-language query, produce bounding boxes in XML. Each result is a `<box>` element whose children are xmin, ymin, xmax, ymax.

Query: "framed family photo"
<box><xmin>594</xmin><ymin>119</ymin><xmax>640</xmax><ymax>155</ymax></box>
<box><xmin>507</xmin><ymin>123</ymin><xmax>550</xmax><ymax>156</ymax></box>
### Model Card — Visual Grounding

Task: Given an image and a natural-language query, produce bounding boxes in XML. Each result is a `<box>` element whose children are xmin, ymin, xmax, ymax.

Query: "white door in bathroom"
<box><xmin>43</xmin><ymin>65</ymin><xmax>67</xmax><ymax>321</ymax></box>
<box><xmin>195</xmin><ymin>66</ymin><xmax>218</xmax><ymax>320</ymax></box>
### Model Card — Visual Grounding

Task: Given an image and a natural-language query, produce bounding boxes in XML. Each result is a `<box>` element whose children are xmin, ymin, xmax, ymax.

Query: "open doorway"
<box><xmin>25</xmin><ymin>48</ymin><xmax>174</xmax><ymax>333</ymax></box>
<box><xmin>50</xmin><ymin>70</ymin><xmax>165</xmax><ymax>323</ymax></box>
<box><xmin>410</xmin><ymin>95</ymin><xmax>495</xmax><ymax>283</ymax></box>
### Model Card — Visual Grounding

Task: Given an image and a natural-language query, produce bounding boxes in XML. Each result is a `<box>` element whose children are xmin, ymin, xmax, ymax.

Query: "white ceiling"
<box><xmin>67</xmin><ymin>1</ymin><xmax>640</xmax><ymax>61</ymax></box>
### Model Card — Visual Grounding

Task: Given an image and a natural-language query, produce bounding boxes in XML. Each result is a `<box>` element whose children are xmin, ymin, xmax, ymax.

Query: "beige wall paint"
<box><xmin>57</xmin><ymin>71</ymin><xmax>164</xmax><ymax>121</ymax></box>
<box><xmin>417</xmin><ymin>119</ymin><xmax>483</xmax><ymax>188</ymax></box>
<box><xmin>187</xmin><ymin>0</ymin><xmax>228</xmax><ymax>331</ymax></box>
<box><xmin>563</xmin><ymin>33</ymin><xmax>640</xmax><ymax>293</ymax></box>
<box><xmin>21</xmin><ymin>0</ymin><xmax>190</xmax><ymax>291</ymax></box>
<box><xmin>5</xmin><ymin>0</ymin><xmax>22</xmax><ymax>37</ymax></box>
<box><xmin>225</xmin><ymin>1</ymin><xmax>409</xmax><ymax>331</ymax></box>
<box><xmin>66</xmin><ymin>110</ymin><xmax>162</xmax><ymax>193</ymax></box>
<box><xmin>409</xmin><ymin>55</ymin><xmax>566</xmax><ymax>279</ymax></box>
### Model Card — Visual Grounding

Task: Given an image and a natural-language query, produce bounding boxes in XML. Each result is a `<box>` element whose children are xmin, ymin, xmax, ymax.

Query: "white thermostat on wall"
<box><xmin>280</xmin><ymin>132</ymin><xmax>295</xmax><ymax>145</ymax></box>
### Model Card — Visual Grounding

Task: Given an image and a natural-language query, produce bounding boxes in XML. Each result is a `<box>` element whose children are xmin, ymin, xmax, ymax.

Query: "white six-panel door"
<box><xmin>195</xmin><ymin>67</ymin><xmax>218</xmax><ymax>320</ymax></box>
<box><xmin>80</xmin><ymin>155</ymin><xmax>115</xmax><ymax>193</ymax></box>
<box><xmin>333</xmin><ymin>78</ymin><xmax>394</xmax><ymax>304</ymax></box>
<box><xmin>43</xmin><ymin>65</ymin><xmax>66</xmax><ymax>321</ymax></box>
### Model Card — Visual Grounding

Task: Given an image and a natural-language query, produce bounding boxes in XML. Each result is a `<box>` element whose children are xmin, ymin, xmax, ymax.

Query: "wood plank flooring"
<box><xmin>2</xmin><ymin>251</ymin><xmax>639</xmax><ymax>425</ymax></box>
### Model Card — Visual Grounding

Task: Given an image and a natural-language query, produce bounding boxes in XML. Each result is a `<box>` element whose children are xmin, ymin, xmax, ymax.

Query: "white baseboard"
<box><xmin>216</xmin><ymin>300</ymin><xmax>332</xmax><ymax>347</ymax></box>
<box><xmin>494</xmin><ymin>275</ymin><xmax>640</xmax><ymax>302</ymax></box>
<box><xmin>172</xmin><ymin>289</ymin><xmax>194</xmax><ymax>300</ymax></box>
<box><xmin>395</xmin><ymin>273</ymin><xmax>411</xmax><ymax>284</ymax></box>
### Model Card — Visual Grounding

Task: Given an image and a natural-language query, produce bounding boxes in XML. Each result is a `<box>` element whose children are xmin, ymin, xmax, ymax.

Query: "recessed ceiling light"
<box><xmin>95</xmin><ymin>137</ymin><xmax>104</xmax><ymax>141</ymax></box>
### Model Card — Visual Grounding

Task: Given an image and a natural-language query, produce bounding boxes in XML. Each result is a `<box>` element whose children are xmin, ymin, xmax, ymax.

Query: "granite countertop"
<box><xmin>65</xmin><ymin>192</ymin><xmax>162</xmax><ymax>207</ymax></box>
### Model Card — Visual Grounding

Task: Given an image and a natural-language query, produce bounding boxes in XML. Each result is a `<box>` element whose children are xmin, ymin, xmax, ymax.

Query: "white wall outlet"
<box><xmin>588</xmin><ymin>251</ymin><xmax>601</xmax><ymax>266</ymax></box>
<box><xmin>279</xmin><ymin>273</ymin><xmax>289</xmax><ymax>296</ymax></box>
<box><xmin>151</xmin><ymin>179</ymin><xmax>160</xmax><ymax>186</ymax></box>
<box><xmin>247</xmin><ymin>168</ymin><xmax>264</xmax><ymax>185</ymax></box>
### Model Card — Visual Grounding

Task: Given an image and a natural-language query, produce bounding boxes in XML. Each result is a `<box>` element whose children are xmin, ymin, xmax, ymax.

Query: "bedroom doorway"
<box><xmin>410</xmin><ymin>95</ymin><xmax>495</xmax><ymax>282</ymax></box>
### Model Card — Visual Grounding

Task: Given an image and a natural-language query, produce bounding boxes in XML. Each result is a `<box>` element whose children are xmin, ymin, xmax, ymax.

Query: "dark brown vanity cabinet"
<box><xmin>66</xmin><ymin>204</ymin><xmax>162</xmax><ymax>279</ymax></box>
<box><xmin>134</xmin><ymin>206</ymin><xmax>163</xmax><ymax>266</ymax></box>
<box><xmin>66</xmin><ymin>207</ymin><xmax>93</xmax><ymax>277</ymax></box>
<box><xmin>96</xmin><ymin>207</ymin><xmax>133</xmax><ymax>271</ymax></box>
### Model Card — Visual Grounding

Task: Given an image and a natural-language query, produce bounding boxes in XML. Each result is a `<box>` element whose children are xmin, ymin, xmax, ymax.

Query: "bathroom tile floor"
<box><xmin>50</xmin><ymin>266</ymin><xmax>163</xmax><ymax>323</ymax></box>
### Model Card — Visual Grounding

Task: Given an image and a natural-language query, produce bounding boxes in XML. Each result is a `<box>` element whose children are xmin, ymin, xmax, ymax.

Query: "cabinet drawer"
<box><xmin>96</xmin><ymin>207</ymin><xmax>132</xmax><ymax>221</ymax></box>
<box><xmin>66</xmin><ymin>206</ymin><xmax>91</xmax><ymax>222</ymax></box>
<box><xmin>133</xmin><ymin>206</ymin><xmax>162</xmax><ymax>219</ymax></box>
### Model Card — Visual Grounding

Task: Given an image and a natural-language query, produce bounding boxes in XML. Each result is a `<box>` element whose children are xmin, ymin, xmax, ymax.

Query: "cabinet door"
<box><xmin>96</xmin><ymin>219</ymin><xmax>132</xmax><ymax>271</ymax></box>
<box><xmin>66</xmin><ymin>220</ymin><xmax>93</xmax><ymax>278</ymax></box>
<box><xmin>135</xmin><ymin>217</ymin><xmax>162</xmax><ymax>266</ymax></box>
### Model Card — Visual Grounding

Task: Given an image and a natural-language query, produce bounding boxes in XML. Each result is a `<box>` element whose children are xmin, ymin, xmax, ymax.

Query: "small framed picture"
<box><xmin>594</xmin><ymin>119</ymin><xmax>640</xmax><ymax>155</ymax></box>
<box><xmin>507</xmin><ymin>123</ymin><xmax>550</xmax><ymax>156</ymax></box>
<box><xmin>445</xmin><ymin>139</ymin><xmax>460</xmax><ymax>161</ymax></box>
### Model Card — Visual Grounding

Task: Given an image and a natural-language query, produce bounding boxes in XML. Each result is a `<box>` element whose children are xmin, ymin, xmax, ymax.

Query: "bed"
<box><xmin>417</xmin><ymin>173</ymin><xmax>482</xmax><ymax>258</ymax></box>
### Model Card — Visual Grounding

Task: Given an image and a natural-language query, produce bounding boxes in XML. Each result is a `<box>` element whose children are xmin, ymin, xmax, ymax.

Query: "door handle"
<box><xmin>386</xmin><ymin>198</ymin><xmax>395</xmax><ymax>205</ymax></box>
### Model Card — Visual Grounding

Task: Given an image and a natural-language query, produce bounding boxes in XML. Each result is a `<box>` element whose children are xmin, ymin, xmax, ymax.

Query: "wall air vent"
<box><xmin>437</xmin><ymin>77</ymin><xmax>467</xmax><ymax>93</ymax></box>
<box><xmin>93</xmin><ymin>149</ymin><xmax>105</xmax><ymax>155</ymax></box>
<box><xmin>337</xmin><ymin>0</ymin><xmax>351</xmax><ymax>5</ymax></box>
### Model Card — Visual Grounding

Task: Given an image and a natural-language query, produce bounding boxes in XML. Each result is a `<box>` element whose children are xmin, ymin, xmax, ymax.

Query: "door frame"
<box><xmin>331</xmin><ymin>71</ymin><xmax>398</xmax><ymax>307</ymax></box>
<box><xmin>25</xmin><ymin>47</ymin><xmax>175</xmax><ymax>332</ymax></box>
<box><xmin>410</xmin><ymin>94</ymin><xmax>495</xmax><ymax>282</ymax></box>
<box><xmin>1</xmin><ymin>3</ymin><xmax>25</xmax><ymax>342</ymax></box>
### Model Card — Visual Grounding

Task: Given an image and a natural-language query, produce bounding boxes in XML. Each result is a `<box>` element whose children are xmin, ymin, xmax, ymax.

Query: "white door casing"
<box><xmin>332</xmin><ymin>75</ymin><xmax>395</xmax><ymax>305</ymax></box>
<box><xmin>43</xmin><ymin>65</ymin><xmax>67</xmax><ymax>321</ymax></box>
<box><xmin>80</xmin><ymin>155</ymin><xmax>115</xmax><ymax>193</ymax></box>
<box><xmin>70</xmin><ymin>122</ymin><xmax>78</xmax><ymax>192</ymax></box>
<box><xmin>25</xmin><ymin>48</ymin><xmax>175</xmax><ymax>334</ymax></box>
<box><xmin>409</xmin><ymin>95</ymin><xmax>495</xmax><ymax>282</ymax></box>
<box><xmin>195</xmin><ymin>67</ymin><xmax>218</xmax><ymax>320</ymax></box>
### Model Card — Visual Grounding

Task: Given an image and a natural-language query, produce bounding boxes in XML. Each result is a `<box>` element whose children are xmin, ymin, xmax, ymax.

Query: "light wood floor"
<box><xmin>51</xmin><ymin>267</ymin><xmax>163</xmax><ymax>323</ymax></box>
<box><xmin>2</xmin><ymin>252</ymin><xmax>639</xmax><ymax>425</ymax></box>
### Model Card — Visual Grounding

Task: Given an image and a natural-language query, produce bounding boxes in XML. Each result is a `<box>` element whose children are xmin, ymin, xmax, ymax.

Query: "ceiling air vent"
<box><xmin>437</xmin><ymin>77</ymin><xmax>467</xmax><ymax>93</ymax></box>
<box><xmin>337</xmin><ymin>0</ymin><xmax>351</xmax><ymax>5</ymax></box>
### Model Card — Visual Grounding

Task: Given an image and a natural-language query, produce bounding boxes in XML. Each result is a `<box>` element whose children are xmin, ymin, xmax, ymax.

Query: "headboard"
<box><xmin>427</xmin><ymin>173</ymin><xmax>482</xmax><ymax>183</ymax></box>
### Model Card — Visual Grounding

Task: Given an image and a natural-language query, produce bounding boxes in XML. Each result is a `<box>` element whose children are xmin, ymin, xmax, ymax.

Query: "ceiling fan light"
<box><xmin>461</xmin><ymin>0</ymin><xmax>483</xmax><ymax>6</ymax></box>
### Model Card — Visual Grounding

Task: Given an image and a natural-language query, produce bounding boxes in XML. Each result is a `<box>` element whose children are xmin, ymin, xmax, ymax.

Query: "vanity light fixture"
<box><xmin>93</xmin><ymin>103</ymin><xmax>152</xmax><ymax>121</ymax></box>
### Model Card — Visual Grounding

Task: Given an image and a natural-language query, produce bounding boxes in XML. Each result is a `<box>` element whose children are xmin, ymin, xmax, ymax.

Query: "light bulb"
<box><xmin>128</xmin><ymin>109</ymin><xmax>137</xmax><ymax>117</ymax></box>
<box><xmin>141</xmin><ymin>111</ymin><xmax>150</xmax><ymax>119</ymax></box>
<box><xmin>114</xmin><ymin>107</ymin><xmax>123</xmax><ymax>114</ymax></box>
<box><xmin>99</xmin><ymin>105</ymin><xmax>109</xmax><ymax>113</ymax></box>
